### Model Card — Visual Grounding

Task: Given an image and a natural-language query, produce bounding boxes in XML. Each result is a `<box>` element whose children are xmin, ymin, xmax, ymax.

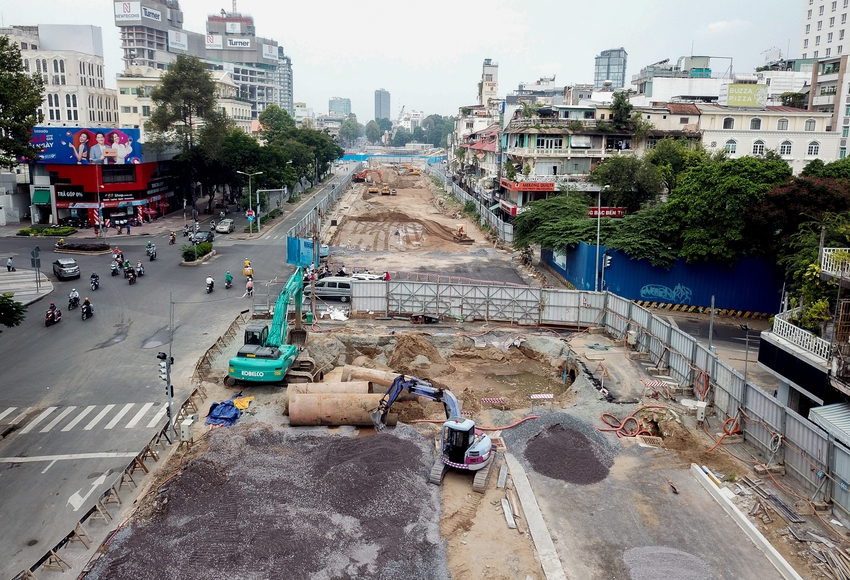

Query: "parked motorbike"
<box><xmin>130</xmin><ymin>218</ymin><xmax>141</xmax><ymax>227</ymax></box>
<box><xmin>45</xmin><ymin>308</ymin><xmax>62</xmax><ymax>327</ymax></box>
<box><xmin>68</xmin><ymin>296</ymin><xmax>80</xmax><ymax>310</ymax></box>
<box><xmin>111</xmin><ymin>261</ymin><xmax>120</xmax><ymax>276</ymax></box>
<box><xmin>81</xmin><ymin>303</ymin><xmax>94</xmax><ymax>321</ymax></box>
<box><xmin>136</xmin><ymin>262</ymin><xmax>145</xmax><ymax>277</ymax></box>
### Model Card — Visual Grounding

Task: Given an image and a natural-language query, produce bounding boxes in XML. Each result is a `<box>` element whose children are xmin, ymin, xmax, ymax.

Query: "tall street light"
<box><xmin>740</xmin><ymin>323</ymin><xmax>751</xmax><ymax>385</ymax></box>
<box><xmin>594</xmin><ymin>187</ymin><xmax>603</xmax><ymax>292</ymax></box>
<box><xmin>236</xmin><ymin>170</ymin><xmax>263</xmax><ymax>236</ymax></box>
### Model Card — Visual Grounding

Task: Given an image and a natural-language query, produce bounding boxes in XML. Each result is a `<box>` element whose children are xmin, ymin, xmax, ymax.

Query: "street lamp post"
<box><xmin>594</xmin><ymin>188</ymin><xmax>602</xmax><ymax>292</ymax></box>
<box><xmin>740</xmin><ymin>323</ymin><xmax>751</xmax><ymax>385</ymax></box>
<box><xmin>236</xmin><ymin>170</ymin><xmax>263</xmax><ymax>236</ymax></box>
<box><xmin>95</xmin><ymin>165</ymin><xmax>104</xmax><ymax>239</ymax></box>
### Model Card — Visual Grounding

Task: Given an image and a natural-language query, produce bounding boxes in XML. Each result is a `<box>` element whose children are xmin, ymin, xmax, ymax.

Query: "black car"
<box><xmin>191</xmin><ymin>231</ymin><xmax>215</xmax><ymax>245</ymax></box>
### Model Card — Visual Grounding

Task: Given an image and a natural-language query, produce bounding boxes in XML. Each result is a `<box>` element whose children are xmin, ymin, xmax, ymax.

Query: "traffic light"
<box><xmin>159</xmin><ymin>360</ymin><xmax>168</xmax><ymax>382</ymax></box>
<box><xmin>603</xmin><ymin>254</ymin><xmax>612</xmax><ymax>268</ymax></box>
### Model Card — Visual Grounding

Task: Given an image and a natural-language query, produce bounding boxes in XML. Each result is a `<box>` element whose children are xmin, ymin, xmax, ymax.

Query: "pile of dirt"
<box><xmin>658</xmin><ymin>419</ymin><xmax>744</xmax><ymax>476</ymax></box>
<box><xmin>86</xmin><ymin>423</ymin><xmax>450</xmax><ymax>580</ymax></box>
<box><xmin>524</xmin><ymin>424</ymin><xmax>614</xmax><ymax>485</ymax></box>
<box><xmin>388</xmin><ymin>333</ymin><xmax>454</xmax><ymax>376</ymax></box>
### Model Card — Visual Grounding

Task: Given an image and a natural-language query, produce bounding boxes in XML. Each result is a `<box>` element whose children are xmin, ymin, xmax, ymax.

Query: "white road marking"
<box><xmin>125</xmin><ymin>402</ymin><xmax>154</xmax><ymax>428</ymax></box>
<box><xmin>40</xmin><ymin>406</ymin><xmax>77</xmax><ymax>432</ymax></box>
<box><xmin>62</xmin><ymin>405</ymin><xmax>96</xmax><ymax>431</ymax></box>
<box><xmin>0</xmin><ymin>407</ymin><xmax>17</xmax><ymax>422</ymax></box>
<box><xmin>146</xmin><ymin>403</ymin><xmax>168</xmax><ymax>428</ymax></box>
<box><xmin>41</xmin><ymin>460</ymin><xmax>57</xmax><ymax>473</ymax></box>
<box><xmin>0</xmin><ymin>452</ymin><xmax>138</xmax><ymax>463</ymax></box>
<box><xmin>104</xmin><ymin>403</ymin><xmax>134</xmax><ymax>429</ymax></box>
<box><xmin>18</xmin><ymin>407</ymin><xmax>56</xmax><ymax>434</ymax></box>
<box><xmin>85</xmin><ymin>405</ymin><xmax>115</xmax><ymax>430</ymax></box>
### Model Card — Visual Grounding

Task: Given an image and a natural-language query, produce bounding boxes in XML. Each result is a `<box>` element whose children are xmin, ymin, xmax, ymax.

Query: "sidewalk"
<box><xmin>0</xmin><ymin>268</ymin><xmax>53</xmax><ymax>306</ymax></box>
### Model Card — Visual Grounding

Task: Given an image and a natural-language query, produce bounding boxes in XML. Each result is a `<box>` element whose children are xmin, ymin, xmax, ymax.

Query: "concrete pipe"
<box><xmin>340</xmin><ymin>365</ymin><xmax>404</xmax><ymax>387</ymax></box>
<box><xmin>288</xmin><ymin>393</ymin><xmax>398</xmax><ymax>427</ymax></box>
<box><xmin>285</xmin><ymin>381</ymin><xmax>372</xmax><ymax>413</ymax></box>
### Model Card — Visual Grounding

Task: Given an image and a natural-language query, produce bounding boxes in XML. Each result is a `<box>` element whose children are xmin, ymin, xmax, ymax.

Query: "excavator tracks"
<box><xmin>429</xmin><ymin>457</ymin><xmax>450</xmax><ymax>486</ymax></box>
<box><xmin>429</xmin><ymin>447</ymin><xmax>497</xmax><ymax>494</ymax></box>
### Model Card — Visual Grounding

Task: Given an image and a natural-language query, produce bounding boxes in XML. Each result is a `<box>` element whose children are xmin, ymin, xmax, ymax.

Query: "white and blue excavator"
<box><xmin>371</xmin><ymin>374</ymin><xmax>497</xmax><ymax>493</ymax></box>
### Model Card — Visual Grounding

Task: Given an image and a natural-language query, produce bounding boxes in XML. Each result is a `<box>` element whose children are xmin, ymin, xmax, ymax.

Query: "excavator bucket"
<box><xmin>369</xmin><ymin>408</ymin><xmax>387</xmax><ymax>432</ymax></box>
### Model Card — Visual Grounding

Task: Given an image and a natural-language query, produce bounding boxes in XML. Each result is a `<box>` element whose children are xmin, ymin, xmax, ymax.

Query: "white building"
<box><xmin>698</xmin><ymin>104</ymin><xmax>839</xmax><ymax>173</ymax></box>
<box><xmin>480</xmin><ymin>58</ymin><xmax>499</xmax><ymax>106</ymax></box>
<box><xmin>799</xmin><ymin>0</ymin><xmax>850</xmax><ymax>60</ymax></box>
<box><xmin>399</xmin><ymin>110</ymin><xmax>424</xmax><ymax>132</ymax></box>
<box><xmin>2</xmin><ymin>25</ymin><xmax>118</xmax><ymax>127</ymax></box>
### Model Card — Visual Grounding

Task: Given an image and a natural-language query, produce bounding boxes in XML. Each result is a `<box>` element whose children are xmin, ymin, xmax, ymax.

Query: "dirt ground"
<box><xmin>77</xmin><ymin>168</ymin><xmax>832</xmax><ymax>579</ymax></box>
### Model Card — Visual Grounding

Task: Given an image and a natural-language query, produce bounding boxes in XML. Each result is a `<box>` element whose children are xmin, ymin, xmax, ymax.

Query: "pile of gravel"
<box><xmin>623</xmin><ymin>546</ymin><xmax>711</xmax><ymax>580</ymax></box>
<box><xmin>85</xmin><ymin>423</ymin><xmax>450</xmax><ymax>580</ymax></box>
<box><xmin>501</xmin><ymin>411</ymin><xmax>618</xmax><ymax>484</ymax></box>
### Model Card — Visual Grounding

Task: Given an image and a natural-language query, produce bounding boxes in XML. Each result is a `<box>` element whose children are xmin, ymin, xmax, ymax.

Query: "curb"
<box><xmin>180</xmin><ymin>250</ymin><xmax>217</xmax><ymax>266</ymax></box>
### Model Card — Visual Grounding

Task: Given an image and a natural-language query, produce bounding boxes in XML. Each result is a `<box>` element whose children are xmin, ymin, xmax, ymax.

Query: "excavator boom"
<box><xmin>371</xmin><ymin>375</ymin><xmax>461</xmax><ymax>431</ymax></box>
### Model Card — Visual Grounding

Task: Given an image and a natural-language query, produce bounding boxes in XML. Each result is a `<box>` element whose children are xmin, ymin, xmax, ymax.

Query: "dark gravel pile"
<box><xmin>623</xmin><ymin>546</ymin><xmax>711</xmax><ymax>580</ymax></box>
<box><xmin>501</xmin><ymin>411</ymin><xmax>617</xmax><ymax>484</ymax></box>
<box><xmin>525</xmin><ymin>424</ymin><xmax>611</xmax><ymax>484</ymax></box>
<box><xmin>85</xmin><ymin>423</ymin><xmax>450</xmax><ymax>580</ymax></box>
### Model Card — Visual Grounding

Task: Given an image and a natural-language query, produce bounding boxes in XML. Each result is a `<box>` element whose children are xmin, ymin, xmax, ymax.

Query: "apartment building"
<box><xmin>3</xmin><ymin>25</ymin><xmax>118</xmax><ymax>127</ymax></box>
<box><xmin>800</xmin><ymin>0</ymin><xmax>850</xmax><ymax>60</ymax></box>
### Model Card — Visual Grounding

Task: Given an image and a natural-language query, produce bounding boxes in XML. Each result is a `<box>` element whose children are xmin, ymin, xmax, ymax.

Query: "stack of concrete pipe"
<box><xmin>287</xmin><ymin>370</ymin><xmax>405</xmax><ymax>427</ymax></box>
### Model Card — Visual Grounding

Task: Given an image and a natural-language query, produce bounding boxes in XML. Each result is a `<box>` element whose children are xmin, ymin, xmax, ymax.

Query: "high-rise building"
<box><xmin>329</xmin><ymin>97</ymin><xmax>351</xmax><ymax>116</ymax></box>
<box><xmin>799</xmin><ymin>0</ymin><xmax>847</xmax><ymax>60</ymax></box>
<box><xmin>113</xmin><ymin>1</ymin><xmax>289</xmax><ymax>120</ymax></box>
<box><xmin>276</xmin><ymin>46</ymin><xmax>293</xmax><ymax>117</ymax></box>
<box><xmin>480</xmin><ymin>58</ymin><xmax>499</xmax><ymax>106</ymax></box>
<box><xmin>375</xmin><ymin>88</ymin><xmax>391</xmax><ymax>121</ymax></box>
<box><xmin>2</xmin><ymin>25</ymin><xmax>118</xmax><ymax>127</ymax></box>
<box><xmin>594</xmin><ymin>47</ymin><xmax>628</xmax><ymax>89</ymax></box>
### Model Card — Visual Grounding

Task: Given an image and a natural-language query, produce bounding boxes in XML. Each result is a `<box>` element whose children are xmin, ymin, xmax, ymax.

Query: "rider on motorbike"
<box><xmin>246</xmin><ymin>276</ymin><xmax>254</xmax><ymax>296</ymax></box>
<box><xmin>206</xmin><ymin>275</ymin><xmax>215</xmax><ymax>291</ymax></box>
<box><xmin>210</xmin><ymin>220</ymin><xmax>216</xmax><ymax>231</ymax></box>
<box><xmin>69</xmin><ymin>288</ymin><xmax>80</xmax><ymax>302</ymax></box>
<box><xmin>146</xmin><ymin>240</ymin><xmax>153</xmax><ymax>251</ymax></box>
<box><xmin>149</xmin><ymin>243</ymin><xmax>156</xmax><ymax>256</ymax></box>
<box><xmin>82</xmin><ymin>297</ymin><xmax>93</xmax><ymax>315</ymax></box>
<box><xmin>224</xmin><ymin>271</ymin><xmax>233</xmax><ymax>288</ymax></box>
<box><xmin>48</xmin><ymin>302</ymin><xmax>57</xmax><ymax>314</ymax></box>
<box><xmin>136</xmin><ymin>260</ymin><xmax>145</xmax><ymax>275</ymax></box>
<box><xmin>169</xmin><ymin>231</ymin><xmax>176</xmax><ymax>243</ymax></box>
<box><xmin>91</xmin><ymin>272</ymin><xmax>99</xmax><ymax>284</ymax></box>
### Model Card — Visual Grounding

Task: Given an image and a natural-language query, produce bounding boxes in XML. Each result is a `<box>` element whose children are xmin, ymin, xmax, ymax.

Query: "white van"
<box><xmin>303</xmin><ymin>277</ymin><xmax>352</xmax><ymax>302</ymax></box>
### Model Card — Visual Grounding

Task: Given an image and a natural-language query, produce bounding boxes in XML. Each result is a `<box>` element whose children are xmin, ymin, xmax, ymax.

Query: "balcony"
<box><xmin>822</xmin><ymin>247</ymin><xmax>850</xmax><ymax>278</ymax></box>
<box><xmin>505</xmin><ymin>146</ymin><xmax>603</xmax><ymax>157</ymax></box>
<box><xmin>813</xmin><ymin>94</ymin><xmax>837</xmax><ymax>107</ymax></box>
<box><xmin>770</xmin><ymin>308</ymin><xmax>831</xmax><ymax>361</ymax></box>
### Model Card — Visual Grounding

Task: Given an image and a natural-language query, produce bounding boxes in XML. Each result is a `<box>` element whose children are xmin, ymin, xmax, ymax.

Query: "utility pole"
<box><xmin>157</xmin><ymin>350</ymin><xmax>175</xmax><ymax>442</ymax></box>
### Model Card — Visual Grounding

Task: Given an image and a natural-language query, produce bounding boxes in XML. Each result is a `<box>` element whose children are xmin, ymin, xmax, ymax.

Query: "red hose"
<box><xmin>597</xmin><ymin>405</ymin><xmax>667</xmax><ymax>438</ymax></box>
<box><xmin>707</xmin><ymin>416</ymin><xmax>742</xmax><ymax>453</ymax></box>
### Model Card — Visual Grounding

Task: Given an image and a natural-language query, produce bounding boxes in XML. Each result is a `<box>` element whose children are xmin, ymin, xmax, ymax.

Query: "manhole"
<box><xmin>637</xmin><ymin>435</ymin><xmax>664</xmax><ymax>447</ymax></box>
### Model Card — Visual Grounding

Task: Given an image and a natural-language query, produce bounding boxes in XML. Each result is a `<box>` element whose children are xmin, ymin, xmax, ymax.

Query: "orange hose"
<box><xmin>597</xmin><ymin>405</ymin><xmax>667</xmax><ymax>438</ymax></box>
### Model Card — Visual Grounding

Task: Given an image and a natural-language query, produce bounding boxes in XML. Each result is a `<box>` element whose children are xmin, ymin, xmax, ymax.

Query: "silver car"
<box><xmin>52</xmin><ymin>258</ymin><xmax>80</xmax><ymax>280</ymax></box>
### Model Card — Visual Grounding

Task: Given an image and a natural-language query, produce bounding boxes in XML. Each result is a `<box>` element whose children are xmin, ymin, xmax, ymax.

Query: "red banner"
<box><xmin>500</xmin><ymin>178</ymin><xmax>555</xmax><ymax>192</ymax></box>
<box><xmin>588</xmin><ymin>207</ymin><xmax>627</xmax><ymax>218</ymax></box>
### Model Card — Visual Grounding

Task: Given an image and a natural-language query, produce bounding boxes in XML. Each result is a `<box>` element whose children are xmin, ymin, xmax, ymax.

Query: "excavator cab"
<box><xmin>244</xmin><ymin>325</ymin><xmax>268</xmax><ymax>346</ymax></box>
<box><xmin>442</xmin><ymin>419</ymin><xmax>475</xmax><ymax>464</ymax></box>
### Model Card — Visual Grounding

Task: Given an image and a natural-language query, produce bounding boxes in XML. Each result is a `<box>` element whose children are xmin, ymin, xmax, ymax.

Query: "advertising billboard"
<box><xmin>723</xmin><ymin>84</ymin><xmax>768</xmax><ymax>107</ymax></box>
<box><xmin>141</xmin><ymin>5</ymin><xmax>162</xmax><ymax>22</ymax></box>
<box><xmin>262</xmin><ymin>44</ymin><xmax>277</xmax><ymax>60</ymax></box>
<box><xmin>225</xmin><ymin>22</ymin><xmax>242</xmax><ymax>34</ymax></box>
<box><xmin>168</xmin><ymin>30</ymin><xmax>188</xmax><ymax>51</ymax></box>
<box><xmin>206</xmin><ymin>34</ymin><xmax>222</xmax><ymax>50</ymax></box>
<box><xmin>114</xmin><ymin>2</ymin><xmax>141</xmax><ymax>22</ymax></box>
<box><xmin>227</xmin><ymin>38</ymin><xmax>251</xmax><ymax>49</ymax></box>
<box><xmin>30</xmin><ymin>127</ymin><xmax>141</xmax><ymax>165</ymax></box>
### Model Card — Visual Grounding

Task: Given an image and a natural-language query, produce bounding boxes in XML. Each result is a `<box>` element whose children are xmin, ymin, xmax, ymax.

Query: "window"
<box><xmin>47</xmin><ymin>93</ymin><xmax>60</xmax><ymax>121</ymax></box>
<box><xmin>52</xmin><ymin>59</ymin><xmax>58</xmax><ymax>73</ymax></box>
<box><xmin>807</xmin><ymin>24</ymin><xmax>812</xmax><ymax>33</ymax></box>
<box><xmin>803</xmin><ymin>52</ymin><xmax>808</xmax><ymax>58</ymax></box>
<box><xmin>752</xmin><ymin>140</ymin><xmax>765</xmax><ymax>155</ymax></box>
<box><xmin>815</xmin><ymin>50</ymin><xmax>820</xmax><ymax>57</ymax></box>
<box><xmin>834</xmin><ymin>1</ymin><xmax>838</xmax><ymax>9</ymax></box>
<box><xmin>646</xmin><ymin>137</ymin><xmax>658</xmax><ymax>150</ymax></box>
<box><xmin>842</xmin><ymin>148</ymin><xmax>847</xmax><ymax>158</ymax></box>
<box><xmin>805</xmin><ymin>119</ymin><xmax>817</xmax><ymax>131</ymax></box>
<box><xmin>832</xmin><ymin>17</ymin><xmax>836</xmax><ymax>26</ymax></box>
<box><xmin>723</xmin><ymin>117</ymin><xmax>735</xmax><ymax>129</ymax></box>
<box><xmin>750</xmin><ymin>118</ymin><xmax>762</xmax><ymax>130</ymax></box>
<box><xmin>22</xmin><ymin>59</ymin><xmax>28</xmax><ymax>72</ymax></box>
<box><xmin>821</xmin><ymin>5</ymin><xmax>826</xmax><ymax>15</ymax></box>
<box><xmin>830</xmin><ymin>32</ymin><xmax>835</xmax><ymax>41</ymax></box>
<box><xmin>844</xmin><ymin>127</ymin><xmax>849</xmax><ymax>137</ymax></box>
<box><xmin>59</xmin><ymin>60</ymin><xmax>64</xmax><ymax>73</ymax></box>
<box><xmin>808</xmin><ymin>141</ymin><xmax>821</xmax><ymax>155</ymax></box>
<box><xmin>819</xmin><ymin>22</ymin><xmax>824</xmax><ymax>31</ymax></box>
<box><xmin>536</xmin><ymin>136</ymin><xmax>563</xmax><ymax>149</ymax></box>
<box><xmin>777</xmin><ymin>118</ymin><xmax>789</xmax><ymax>130</ymax></box>
<box><xmin>101</xmin><ymin>165</ymin><xmax>136</xmax><ymax>184</ymax></box>
<box><xmin>780</xmin><ymin>141</ymin><xmax>792</xmax><ymax>155</ymax></box>
<box><xmin>725</xmin><ymin>140</ymin><xmax>737</xmax><ymax>153</ymax></box>
<box><xmin>142</xmin><ymin>105</ymin><xmax>151</xmax><ymax>116</ymax></box>
<box><xmin>679</xmin><ymin>117</ymin><xmax>689</xmax><ymax>124</ymax></box>
<box><xmin>809</xmin><ymin>9</ymin><xmax>813</xmax><ymax>18</ymax></box>
<box><xmin>828</xmin><ymin>47</ymin><xmax>833</xmax><ymax>55</ymax></box>
<box><xmin>805</xmin><ymin>39</ymin><xmax>810</xmax><ymax>48</ymax></box>
<box><xmin>121</xmin><ymin>106</ymin><xmax>131</xmax><ymax>113</ymax></box>
<box><xmin>841</xmin><ymin>45</ymin><xmax>845</xmax><ymax>53</ymax></box>
<box><xmin>119</xmin><ymin>88</ymin><xmax>129</xmax><ymax>94</ymax></box>
<box><xmin>844</xmin><ymin>14</ymin><xmax>848</xmax><ymax>23</ymax></box>
<box><xmin>817</xmin><ymin>35</ymin><xmax>822</xmax><ymax>44</ymax></box>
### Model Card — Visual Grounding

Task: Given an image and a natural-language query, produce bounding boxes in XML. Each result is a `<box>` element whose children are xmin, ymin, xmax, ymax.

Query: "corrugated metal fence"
<box><xmin>287</xmin><ymin>163</ymin><xmax>360</xmax><ymax>239</ymax></box>
<box><xmin>348</xmin><ymin>278</ymin><xmax>850</xmax><ymax>516</ymax></box>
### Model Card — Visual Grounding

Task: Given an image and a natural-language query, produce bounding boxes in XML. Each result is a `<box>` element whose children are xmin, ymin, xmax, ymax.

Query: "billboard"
<box><xmin>227</xmin><ymin>38</ymin><xmax>251</xmax><ymax>49</ymax></box>
<box><xmin>206</xmin><ymin>34</ymin><xmax>222</xmax><ymax>50</ymax></box>
<box><xmin>114</xmin><ymin>2</ymin><xmax>141</xmax><ymax>22</ymax></box>
<box><xmin>225</xmin><ymin>22</ymin><xmax>242</xmax><ymax>34</ymax></box>
<box><xmin>168</xmin><ymin>30</ymin><xmax>188</xmax><ymax>51</ymax></box>
<box><xmin>29</xmin><ymin>127</ymin><xmax>142</xmax><ymax>165</ymax></box>
<box><xmin>262</xmin><ymin>44</ymin><xmax>277</xmax><ymax>60</ymax></box>
<box><xmin>723</xmin><ymin>84</ymin><xmax>768</xmax><ymax>107</ymax></box>
<box><xmin>141</xmin><ymin>5</ymin><xmax>162</xmax><ymax>22</ymax></box>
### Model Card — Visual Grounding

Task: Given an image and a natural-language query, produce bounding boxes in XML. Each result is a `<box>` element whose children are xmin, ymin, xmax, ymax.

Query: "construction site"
<box><xmin>77</xmin><ymin>165</ymin><xmax>845</xmax><ymax>580</ymax></box>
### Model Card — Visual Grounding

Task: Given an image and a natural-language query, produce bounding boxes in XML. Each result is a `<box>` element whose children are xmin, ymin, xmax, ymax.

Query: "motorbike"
<box><xmin>45</xmin><ymin>308</ymin><xmax>62</xmax><ymax>327</ymax></box>
<box><xmin>111</xmin><ymin>261</ymin><xmax>121</xmax><ymax>276</ymax></box>
<box><xmin>183</xmin><ymin>225</ymin><xmax>190</xmax><ymax>237</ymax></box>
<box><xmin>145</xmin><ymin>246</ymin><xmax>154</xmax><ymax>257</ymax></box>
<box><xmin>54</xmin><ymin>240</ymin><xmax>66</xmax><ymax>251</ymax></box>
<box><xmin>225</xmin><ymin>278</ymin><xmax>232</xmax><ymax>289</ymax></box>
<box><xmin>336</xmin><ymin>269</ymin><xmax>349</xmax><ymax>277</ymax></box>
<box><xmin>68</xmin><ymin>296</ymin><xmax>80</xmax><ymax>310</ymax></box>
<box><xmin>130</xmin><ymin>218</ymin><xmax>142</xmax><ymax>227</ymax></box>
<box><xmin>206</xmin><ymin>279</ymin><xmax>215</xmax><ymax>294</ymax></box>
<box><xmin>90</xmin><ymin>277</ymin><xmax>100</xmax><ymax>291</ymax></box>
<box><xmin>124</xmin><ymin>263</ymin><xmax>133</xmax><ymax>278</ymax></box>
<box><xmin>243</xmin><ymin>266</ymin><xmax>254</xmax><ymax>278</ymax></box>
<box><xmin>128</xmin><ymin>270</ymin><xmax>137</xmax><ymax>285</ymax></box>
<box><xmin>169</xmin><ymin>233</ymin><xmax>176</xmax><ymax>245</ymax></box>
<box><xmin>81</xmin><ymin>303</ymin><xmax>94</xmax><ymax>320</ymax></box>
<box><xmin>136</xmin><ymin>262</ymin><xmax>145</xmax><ymax>277</ymax></box>
<box><xmin>149</xmin><ymin>249</ymin><xmax>157</xmax><ymax>261</ymax></box>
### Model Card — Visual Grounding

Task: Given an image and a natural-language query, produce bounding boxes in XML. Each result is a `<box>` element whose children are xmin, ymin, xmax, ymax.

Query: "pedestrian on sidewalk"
<box><xmin>6</xmin><ymin>257</ymin><xmax>12</xmax><ymax>272</ymax></box>
<box><xmin>126</xmin><ymin>223</ymin><xmax>131</xmax><ymax>235</ymax></box>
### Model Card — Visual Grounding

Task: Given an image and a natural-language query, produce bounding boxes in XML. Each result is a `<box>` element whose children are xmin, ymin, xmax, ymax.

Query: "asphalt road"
<box><xmin>0</xmin><ymin>186</ymin><xmax>334</xmax><ymax>578</ymax></box>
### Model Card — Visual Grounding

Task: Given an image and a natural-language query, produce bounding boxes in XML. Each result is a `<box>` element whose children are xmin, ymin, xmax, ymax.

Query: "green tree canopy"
<box><xmin>780</xmin><ymin>92</ymin><xmax>807</xmax><ymax>109</ymax></box>
<box><xmin>258</xmin><ymin>104</ymin><xmax>296</xmax><ymax>145</ymax></box>
<box><xmin>590</xmin><ymin>155</ymin><xmax>661</xmax><ymax>212</ymax></box>
<box><xmin>147</xmin><ymin>55</ymin><xmax>217</xmax><ymax>153</ymax></box>
<box><xmin>376</xmin><ymin>117</ymin><xmax>393</xmax><ymax>133</ymax></box>
<box><xmin>365</xmin><ymin>120</ymin><xmax>381</xmax><ymax>143</ymax></box>
<box><xmin>338</xmin><ymin>118</ymin><xmax>363</xmax><ymax>146</ymax></box>
<box><xmin>0</xmin><ymin>293</ymin><xmax>27</xmax><ymax>330</ymax></box>
<box><xmin>644</xmin><ymin>137</ymin><xmax>707</xmax><ymax>193</ymax></box>
<box><xmin>0</xmin><ymin>36</ymin><xmax>44</xmax><ymax>168</ymax></box>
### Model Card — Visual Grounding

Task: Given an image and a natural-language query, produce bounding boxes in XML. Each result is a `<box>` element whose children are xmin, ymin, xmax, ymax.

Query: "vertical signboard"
<box><xmin>114</xmin><ymin>2</ymin><xmax>141</xmax><ymax>22</ymax></box>
<box><xmin>206</xmin><ymin>34</ymin><xmax>222</xmax><ymax>50</ymax></box>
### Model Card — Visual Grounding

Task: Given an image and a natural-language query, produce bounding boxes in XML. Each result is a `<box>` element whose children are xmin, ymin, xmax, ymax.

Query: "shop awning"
<box><xmin>32</xmin><ymin>190</ymin><xmax>51</xmax><ymax>204</ymax></box>
<box><xmin>489</xmin><ymin>204</ymin><xmax>500</xmax><ymax>211</ymax></box>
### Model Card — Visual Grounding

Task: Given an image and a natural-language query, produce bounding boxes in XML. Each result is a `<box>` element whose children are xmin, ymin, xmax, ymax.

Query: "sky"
<box><xmin>1</xmin><ymin>0</ymin><xmax>804</xmax><ymax>123</ymax></box>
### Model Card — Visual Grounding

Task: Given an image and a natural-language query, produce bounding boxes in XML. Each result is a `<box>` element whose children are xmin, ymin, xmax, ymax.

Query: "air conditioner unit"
<box><xmin>627</xmin><ymin>330</ymin><xmax>638</xmax><ymax>346</ymax></box>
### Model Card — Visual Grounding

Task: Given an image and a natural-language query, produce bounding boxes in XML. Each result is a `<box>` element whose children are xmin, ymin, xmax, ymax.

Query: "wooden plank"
<box><xmin>497</xmin><ymin>464</ymin><xmax>508</xmax><ymax>489</ymax></box>
<box><xmin>501</xmin><ymin>498</ymin><xmax>517</xmax><ymax>529</ymax></box>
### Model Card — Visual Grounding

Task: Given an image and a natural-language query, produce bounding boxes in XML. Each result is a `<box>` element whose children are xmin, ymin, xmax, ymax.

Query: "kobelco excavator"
<box><xmin>371</xmin><ymin>374</ymin><xmax>496</xmax><ymax>493</ymax></box>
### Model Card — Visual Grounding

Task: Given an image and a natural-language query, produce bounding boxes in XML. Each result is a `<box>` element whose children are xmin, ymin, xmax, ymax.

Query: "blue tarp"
<box><xmin>205</xmin><ymin>395</ymin><xmax>242</xmax><ymax>427</ymax></box>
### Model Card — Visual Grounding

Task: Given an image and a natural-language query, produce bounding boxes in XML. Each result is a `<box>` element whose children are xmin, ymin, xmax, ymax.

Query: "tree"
<box><xmin>258</xmin><ymin>104</ymin><xmax>296</xmax><ymax>145</ymax></box>
<box><xmin>590</xmin><ymin>156</ymin><xmax>661</xmax><ymax>212</ymax></box>
<box><xmin>338</xmin><ymin>118</ymin><xmax>363</xmax><ymax>146</ymax></box>
<box><xmin>610</xmin><ymin>91</ymin><xmax>634</xmax><ymax>130</ymax></box>
<box><xmin>512</xmin><ymin>192</ymin><xmax>610</xmax><ymax>251</ymax></box>
<box><xmin>0</xmin><ymin>36</ymin><xmax>44</xmax><ymax>169</ymax></box>
<box><xmin>376</xmin><ymin>117</ymin><xmax>393</xmax><ymax>133</ymax></box>
<box><xmin>365</xmin><ymin>120</ymin><xmax>381</xmax><ymax>143</ymax></box>
<box><xmin>391</xmin><ymin>128</ymin><xmax>414</xmax><ymax>147</ymax></box>
<box><xmin>421</xmin><ymin>114</ymin><xmax>456</xmax><ymax>148</ymax></box>
<box><xmin>147</xmin><ymin>55</ymin><xmax>217</xmax><ymax>153</ymax></box>
<box><xmin>780</xmin><ymin>92</ymin><xmax>807</xmax><ymax>109</ymax></box>
<box><xmin>0</xmin><ymin>293</ymin><xmax>27</xmax><ymax>330</ymax></box>
<box><xmin>645</xmin><ymin>137</ymin><xmax>706</xmax><ymax>193</ymax></box>
<box><xmin>604</xmin><ymin>205</ymin><xmax>680</xmax><ymax>267</ymax></box>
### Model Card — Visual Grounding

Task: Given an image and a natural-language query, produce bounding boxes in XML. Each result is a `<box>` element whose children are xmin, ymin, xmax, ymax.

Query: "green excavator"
<box><xmin>226</xmin><ymin>267</ymin><xmax>321</xmax><ymax>385</ymax></box>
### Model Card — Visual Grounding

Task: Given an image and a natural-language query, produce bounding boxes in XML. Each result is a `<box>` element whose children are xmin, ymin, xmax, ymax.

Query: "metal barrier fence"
<box><xmin>286</xmin><ymin>163</ymin><xmax>361</xmax><ymax>240</ymax></box>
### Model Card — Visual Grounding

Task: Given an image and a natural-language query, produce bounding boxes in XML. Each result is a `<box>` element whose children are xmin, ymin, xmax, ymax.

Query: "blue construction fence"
<box><xmin>541</xmin><ymin>242</ymin><xmax>784</xmax><ymax>314</ymax></box>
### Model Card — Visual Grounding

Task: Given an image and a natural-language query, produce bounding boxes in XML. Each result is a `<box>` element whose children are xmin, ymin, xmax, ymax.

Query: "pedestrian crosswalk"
<box><xmin>5</xmin><ymin>403</ymin><xmax>170</xmax><ymax>435</ymax></box>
